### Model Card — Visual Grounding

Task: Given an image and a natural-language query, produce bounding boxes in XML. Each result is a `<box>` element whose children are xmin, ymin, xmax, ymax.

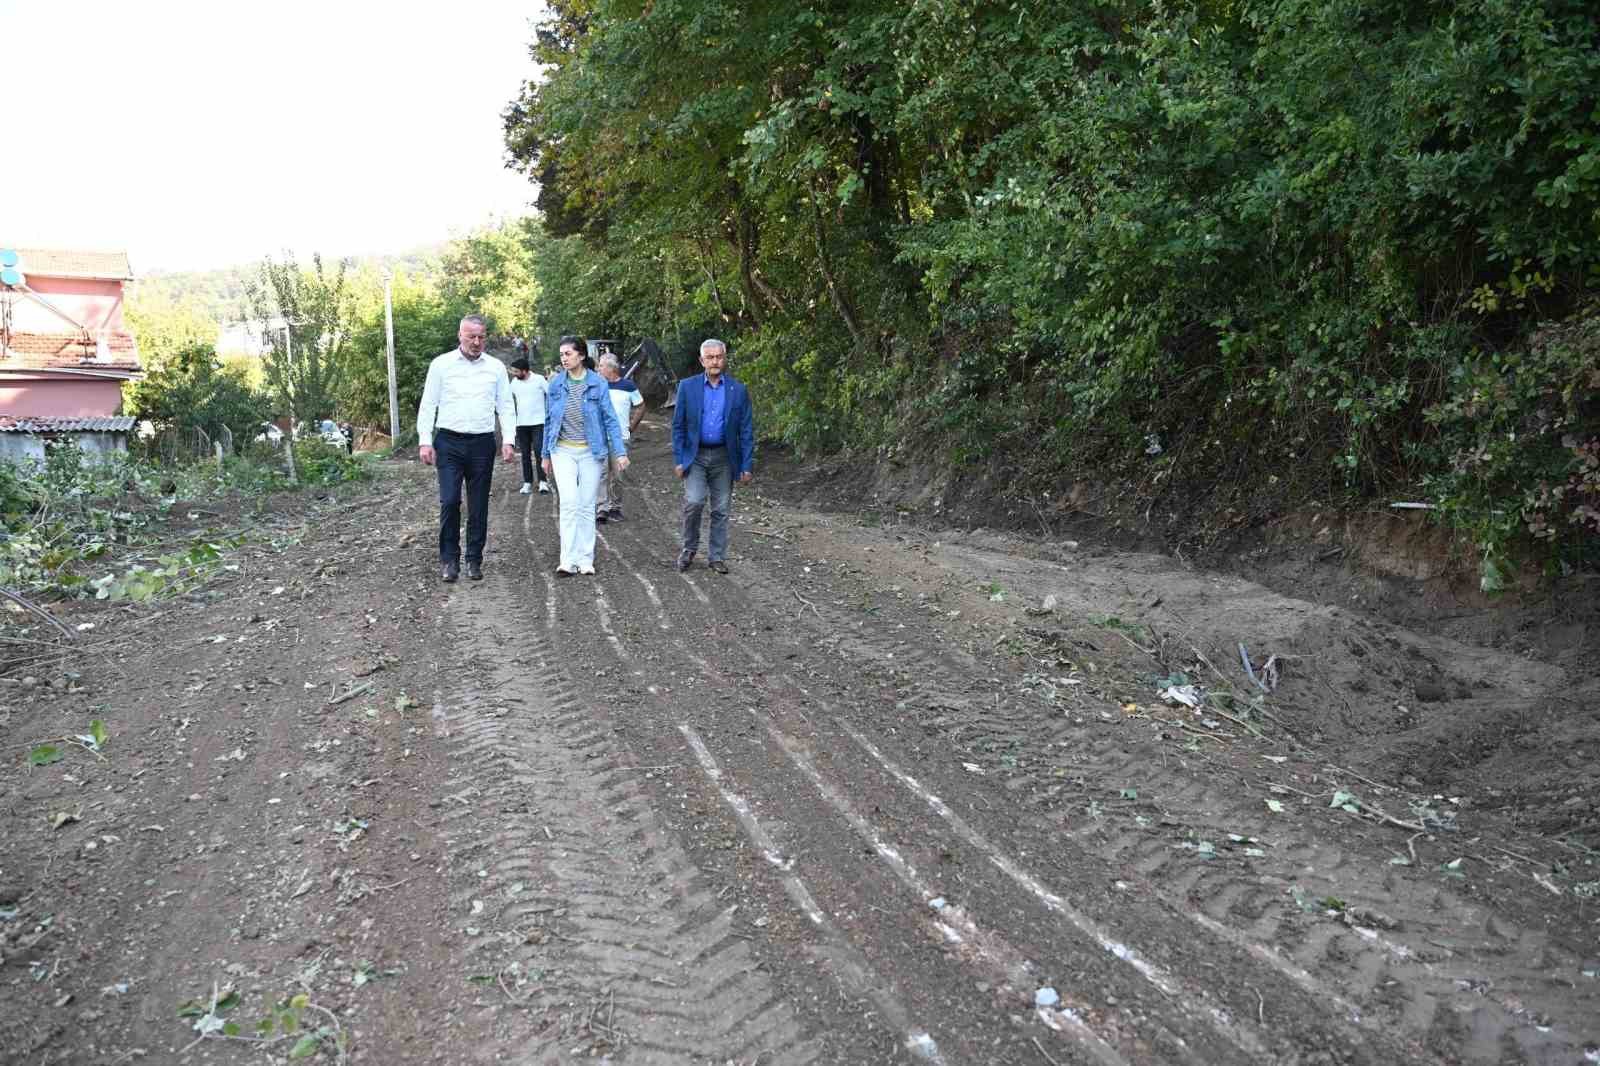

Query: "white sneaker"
<box><xmin>538</xmin><ymin>481</ymin><xmax>551</xmax><ymax>494</ymax></box>
<box><xmin>578</xmin><ymin>563</ymin><xmax>596</xmax><ymax>576</ymax></box>
<box><xmin>519</xmin><ymin>482</ymin><xmax>533</xmax><ymax>494</ymax></box>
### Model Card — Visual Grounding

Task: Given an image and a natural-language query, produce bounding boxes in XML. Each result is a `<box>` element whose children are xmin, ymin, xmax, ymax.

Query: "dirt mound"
<box><xmin>758</xmin><ymin>443</ymin><xmax>1600</xmax><ymax>847</ymax></box>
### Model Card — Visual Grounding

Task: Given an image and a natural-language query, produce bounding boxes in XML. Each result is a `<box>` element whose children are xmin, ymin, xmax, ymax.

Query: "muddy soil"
<box><xmin>2</xmin><ymin>418</ymin><xmax>1597</xmax><ymax>1065</ymax></box>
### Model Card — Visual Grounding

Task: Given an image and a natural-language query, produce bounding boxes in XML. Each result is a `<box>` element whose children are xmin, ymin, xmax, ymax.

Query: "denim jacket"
<box><xmin>671</xmin><ymin>373</ymin><xmax>755</xmax><ymax>477</ymax></box>
<box><xmin>542</xmin><ymin>370</ymin><xmax>628</xmax><ymax>461</ymax></box>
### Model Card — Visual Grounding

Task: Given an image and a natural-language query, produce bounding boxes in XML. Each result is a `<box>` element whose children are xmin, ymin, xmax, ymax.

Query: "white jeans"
<box><xmin>551</xmin><ymin>446</ymin><xmax>602</xmax><ymax>568</ymax></box>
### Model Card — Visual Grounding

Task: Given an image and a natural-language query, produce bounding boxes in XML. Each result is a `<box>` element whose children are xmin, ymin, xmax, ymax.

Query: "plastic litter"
<box><xmin>1160</xmin><ymin>684</ymin><xmax>1202</xmax><ymax>709</ymax></box>
<box><xmin>1035</xmin><ymin>987</ymin><xmax>1060</xmax><ymax>1008</ymax></box>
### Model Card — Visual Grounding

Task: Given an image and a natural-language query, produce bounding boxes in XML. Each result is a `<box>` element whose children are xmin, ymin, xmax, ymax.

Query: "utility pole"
<box><xmin>278</xmin><ymin>320</ymin><xmax>298</xmax><ymax>484</ymax></box>
<box><xmin>383</xmin><ymin>270</ymin><xmax>399</xmax><ymax>442</ymax></box>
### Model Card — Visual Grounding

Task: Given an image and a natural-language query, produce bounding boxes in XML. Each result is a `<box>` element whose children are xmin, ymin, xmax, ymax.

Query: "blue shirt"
<box><xmin>700</xmin><ymin>377</ymin><xmax>726</xmax><ymax>446</ymax></box>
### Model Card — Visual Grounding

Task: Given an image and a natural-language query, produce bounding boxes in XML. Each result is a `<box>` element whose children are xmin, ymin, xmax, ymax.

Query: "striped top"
<box><xmin>557</xmin><ymin>377</ymin><xmax>588</xmax><ymax>446</ymax></box>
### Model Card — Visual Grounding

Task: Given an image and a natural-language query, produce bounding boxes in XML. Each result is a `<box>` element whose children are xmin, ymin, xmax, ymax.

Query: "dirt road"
<box><xmin>4</xmin><ymin>418</ymin><xmax>1597</xmax><ymax>1065</ymax></box>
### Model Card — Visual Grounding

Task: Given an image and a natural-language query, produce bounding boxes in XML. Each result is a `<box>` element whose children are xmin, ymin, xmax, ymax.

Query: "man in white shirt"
<box><xmin>596</xmin><ymin>353</ymin><xmax>646</xmax><ymax>523</ymax></box>
<box><xmin>507</xmin><ymin>357</ymin><xmax>551</xmax><ymax>495</ymax></box>
<box><xmin>416</xmin><ymin>315</ymin><xmax>516</xmax><ymax>582</ymax></box>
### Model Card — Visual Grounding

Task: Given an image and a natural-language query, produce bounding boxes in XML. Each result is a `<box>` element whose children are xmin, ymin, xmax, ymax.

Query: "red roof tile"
<box><xmin>1</xmin><ymin>330</ymin><xmax>141</xmax><ymax>371</ymax></box>
<box><xmin>8</xmin><ymin>248</ymin><xmax>134</xmax><ymax>281</ymax></box>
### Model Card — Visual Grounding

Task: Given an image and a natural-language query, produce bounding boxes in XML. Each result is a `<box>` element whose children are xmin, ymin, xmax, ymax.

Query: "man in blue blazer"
<box><xmin>671</xmin><ymin>338</ymin><xmax>755</xmax><ymax>573</ymax></box>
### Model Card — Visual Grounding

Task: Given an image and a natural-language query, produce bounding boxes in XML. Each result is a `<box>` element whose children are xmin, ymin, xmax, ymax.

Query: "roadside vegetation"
<box><xmin>125</xmin><ymin>224</ymin><xmax>539</xmax><ymax>452</ymax></box>
<box><xmin>502</xmin><ymin>0</ymin><xmax>1599</xmax><ymax>585</ymax></box>
<box><xmin>0</xmin><ymin>438</ymin><xmax>366</xmax><ymax>619</ymax></box>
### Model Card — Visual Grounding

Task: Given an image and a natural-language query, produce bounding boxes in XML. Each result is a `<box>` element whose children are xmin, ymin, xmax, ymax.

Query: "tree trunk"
<box><xmin>809</xmin><ymin>184</ymin><xmax>868</xmax><ymax>354</ymax></box>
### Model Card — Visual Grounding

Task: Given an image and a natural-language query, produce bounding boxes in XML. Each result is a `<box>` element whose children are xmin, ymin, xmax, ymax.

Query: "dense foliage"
<box><xmin>123</xmin><ymin>290</ymin><xmax>272</xmax><ymax>446</ymax></box>
<box><xmin>505</xmin><ymin>0</ymin><xmax>1600</xmax><ymax>576</ymax></box>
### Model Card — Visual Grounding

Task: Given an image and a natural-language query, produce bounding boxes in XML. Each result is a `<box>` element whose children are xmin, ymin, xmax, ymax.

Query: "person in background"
<box><xmin>416</xmin><ymin>314</ymin><xmax>516</xmax><ymax>583</ymax></box>
<box><xmin>595</xmin><ymin>352</ymin><xmax>645</xmax><ymax>523</ymax></box>
<box><xmin>508</xmin><ymin>357</ymin><xmax>550</xmax><ymax>494</ymax></box>
<box><xmin>541</xmin><ymin>336</ymin><xmax>628</xmax><ymax>576</ymax></box>
<box><xmin>671</xmin><ymin>338</ymin><xmax>754</xmax><ymax>574</ymax></box>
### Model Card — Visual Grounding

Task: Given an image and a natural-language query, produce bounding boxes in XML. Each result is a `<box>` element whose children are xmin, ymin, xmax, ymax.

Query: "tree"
<box><xmin>343</xmin><ymin>274</ymin><xmax>470</xmax><ymax>432</ymax></box>
<box><xmin>124</xmin><ymin>290</ymin><xmax>218</xmax><ymax>373</ymax></box>
<box><xmin>244</xmin><ymin>253</ymin><xmax>354</xmax><ymax>427</ymax></box>
<box><xmin>123</xmin><ymin>341</ymin><xmax>270</xmax><ymax>450</ymax></box>
<box><xmin>439</xmin><ymin>221</ymin><xmax>540</xmax><ymax>339</ymax></box>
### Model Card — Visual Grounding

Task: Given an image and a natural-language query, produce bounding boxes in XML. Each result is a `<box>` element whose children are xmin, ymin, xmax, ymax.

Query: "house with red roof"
<box><xmin>0</xmin><ymin>247</ymin><xmax>141</xmax><ymax>461</ymax></box>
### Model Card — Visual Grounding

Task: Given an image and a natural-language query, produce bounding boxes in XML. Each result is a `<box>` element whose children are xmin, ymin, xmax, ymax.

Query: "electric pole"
<box><xmin>384</xmin><ymin>271</ymin><xmax>399</xmax><ymax>442</ymax></box>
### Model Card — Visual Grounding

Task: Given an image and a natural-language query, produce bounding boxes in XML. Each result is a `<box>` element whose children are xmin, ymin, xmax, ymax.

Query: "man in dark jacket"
<box><xmin>670</xmin><ymin>338</ymin><xmax>754</xmax><ymax>573</ymax></box>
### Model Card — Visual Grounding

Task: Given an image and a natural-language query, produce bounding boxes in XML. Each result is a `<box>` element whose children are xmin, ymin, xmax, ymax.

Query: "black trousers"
<box><xmin>435</xmin><ymin>429</ymin><xmax>496</xmax><ymax>564</ymax></box>
<box><xmin>515</xmin><ymin>424</ymin><xmax>544</xmax><ymax>484</ymax></box>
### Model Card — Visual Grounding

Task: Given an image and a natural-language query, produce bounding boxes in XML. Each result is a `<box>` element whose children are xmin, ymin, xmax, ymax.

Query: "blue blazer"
<box><xmin>543</xmin><ymin>370</ymin><xmax>627</xmax><ymax>461</ymax></box>
<box><xmin>672</xmin><ymin>373</ymin><xmax>754</xmax><ymax>477</ymax></box>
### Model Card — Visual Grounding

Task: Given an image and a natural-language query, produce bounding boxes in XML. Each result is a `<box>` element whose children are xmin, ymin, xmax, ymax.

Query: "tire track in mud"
<box><xmin>715</xmin><ymin>534</ymin><xmax>1597</xmax><ymax>1066</ymax></box>
<box><xmin>584</xmin><ymin>491</ymin><xmax>1264</xmax><ymax>1062</ymax></box>
<box><xmin>575</xmin><ymin>488</ymin><xmax>1128</xmax><ymax>1063</ymax></box>
<box><xmin>612</xmin><ymin>479</ymin><xmax>1542</xmax><ymax>1061</ymax></box>
<box><xmin>428</xmin><ymin>570</ymin><xmax>817</xmax><ymax>1065</ymax></box>
<box><xmin>569</xmin><ymin>465</ymin><xmax>1597</xmax><ymax>1063</ymax></box>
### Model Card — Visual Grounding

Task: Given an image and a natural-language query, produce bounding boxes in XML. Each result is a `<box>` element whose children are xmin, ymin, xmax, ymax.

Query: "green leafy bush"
<box><xmin>1423</xmin><ymin>313</ymin><xmax>1600</xmax><ymax>588</ymax></box>
<box><xmin>291</xmin><ymin>438</ymin><xmax>369</xmax><ymax>487</ymax></box>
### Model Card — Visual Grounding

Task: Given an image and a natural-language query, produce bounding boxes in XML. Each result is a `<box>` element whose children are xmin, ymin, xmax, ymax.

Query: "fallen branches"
<box><xmin>0</xmin><ymin>587</ymin><xmax>73</xmax><ymax>640</ymax></box>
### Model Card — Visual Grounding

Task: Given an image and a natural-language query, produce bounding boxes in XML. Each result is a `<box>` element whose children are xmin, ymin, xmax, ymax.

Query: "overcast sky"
<box><xmin>2</xmin><ymin>1</ymin><xmax>542</xmax><ymax>273</ymax></box>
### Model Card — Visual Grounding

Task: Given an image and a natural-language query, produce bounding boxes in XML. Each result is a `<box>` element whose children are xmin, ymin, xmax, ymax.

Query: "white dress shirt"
<box><xmin>416</xmin><ymin>349</ymin><xmax>516</xmax><ymax>446</ymax></box>
<box><xmin>509</xmin><ymin>374</ymin><xmax>547</xmax><ymax>426</ymax></box>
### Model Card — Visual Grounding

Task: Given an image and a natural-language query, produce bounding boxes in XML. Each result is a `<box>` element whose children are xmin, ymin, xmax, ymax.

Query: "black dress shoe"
<box><xmin>442</xmin><ymin>561</ymin><xmax>460</xmax><ymax>583</ymax></box>
<box><xmin>466</xmin><ymin>561</ymin><xmax>483</xmax><ymax>581</ymax></box>
<box><xmin>708</xmin><ymin>559</ymin><xmax>729</xmax><ymax>574</ymax></box>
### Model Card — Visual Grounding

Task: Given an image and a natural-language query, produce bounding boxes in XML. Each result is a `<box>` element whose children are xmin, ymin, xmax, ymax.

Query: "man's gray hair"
<box><xmin>460</xmin><ymin>314</ymin><xmax>488</xmax><ymax>330</ymax></box>
<box><xmin>700</xmin><ymin>338</ymin><xmax>727</xmax><ymax>355</ymax></box>
<box><xmin>597</xmin><ymin>352</ymin><xmax>621</xmax><ymax>372</ymax></box>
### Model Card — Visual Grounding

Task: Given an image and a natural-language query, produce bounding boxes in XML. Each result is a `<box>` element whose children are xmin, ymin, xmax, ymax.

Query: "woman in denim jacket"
<box><xmin>541</xmin><ymin>336</ymin><xmax>629</xmax><ymax>575</ymax></box>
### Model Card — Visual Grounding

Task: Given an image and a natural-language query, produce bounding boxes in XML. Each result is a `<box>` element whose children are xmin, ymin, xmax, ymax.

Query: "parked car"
<box><xmin>316</xmin><ymin>419</ymin><xmax>348</xmax><ymax>449</ymax></box>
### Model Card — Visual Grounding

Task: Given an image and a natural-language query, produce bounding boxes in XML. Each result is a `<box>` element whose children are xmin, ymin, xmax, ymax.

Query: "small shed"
<box><xmin>0</xmin><ymin>415</ymin><xmax>137</xmax><ymax>463</ymax></box>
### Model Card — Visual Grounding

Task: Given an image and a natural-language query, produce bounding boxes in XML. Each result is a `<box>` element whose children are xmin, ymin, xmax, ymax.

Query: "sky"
<box><xmin>1</xmin><ymin>1</ymin><xmax>544</xmax><ymax>273</ymax></box>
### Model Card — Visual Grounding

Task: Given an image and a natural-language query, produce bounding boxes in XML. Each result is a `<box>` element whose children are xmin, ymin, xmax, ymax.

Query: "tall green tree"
<box><xmin>244</xmin><ymin>254</ymin><xmax>354</xmax><ymax>426</ymax></box>
<box><xmin>440</xmin><ymin>220</ymin><xmax>540</xmax><ymax>339</ymax></box>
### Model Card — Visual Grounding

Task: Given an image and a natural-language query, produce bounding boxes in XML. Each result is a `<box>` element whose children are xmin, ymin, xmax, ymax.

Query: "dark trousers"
<box><xmin>515</xmin><ymin>424</ymin><xmax>544</xmax><ymax>484</ymax></box>
<box><xmin>435</xmin><ymin>429</ymin><xmax>496</xmax><ymax>564</ymax></box>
